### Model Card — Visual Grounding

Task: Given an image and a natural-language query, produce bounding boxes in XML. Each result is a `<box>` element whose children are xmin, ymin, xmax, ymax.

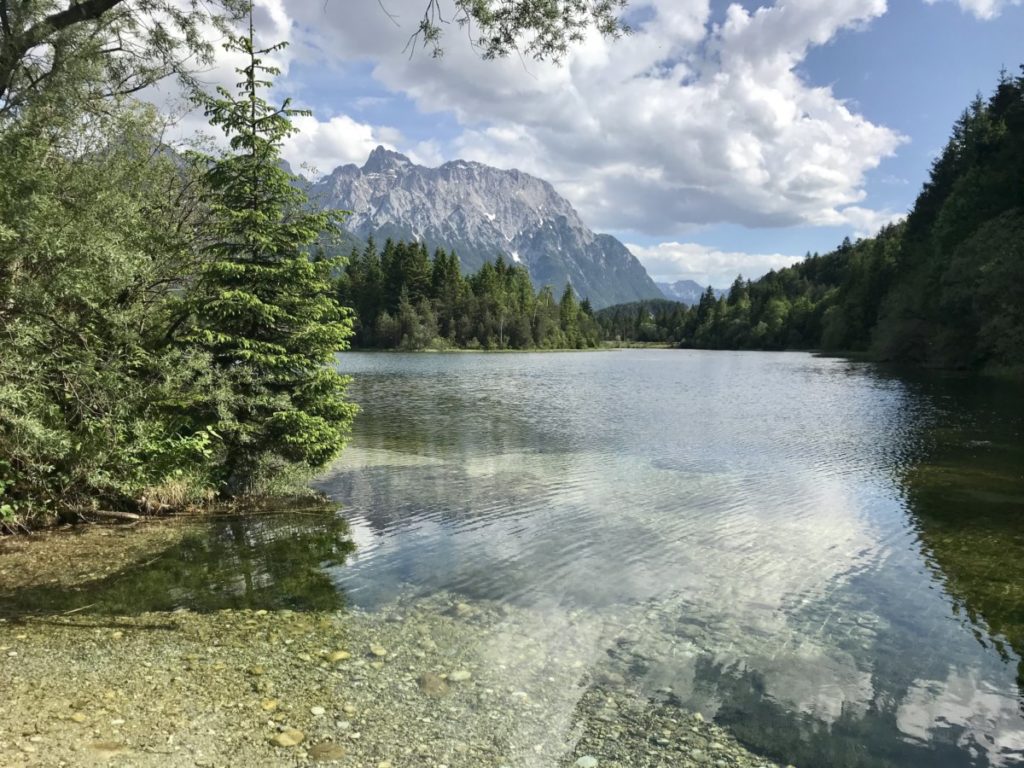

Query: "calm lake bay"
<box><xmin>316</xmin><ymin>349</ymin><xmax>1024</xmax><ymax>768</ymax></box>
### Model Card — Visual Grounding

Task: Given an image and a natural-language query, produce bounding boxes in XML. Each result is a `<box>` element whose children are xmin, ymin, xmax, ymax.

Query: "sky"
<box><xmin>167</xmin><ymin>0</ymin><xmax>1024</xmax><ymax>287</ymax></box>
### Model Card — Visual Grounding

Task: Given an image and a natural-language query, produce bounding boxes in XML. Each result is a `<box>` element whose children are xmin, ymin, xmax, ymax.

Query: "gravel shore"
<box><xmin>0</xmin><ymin>524</ymin><xmax>788</xmax><ymax>768</ymax></box>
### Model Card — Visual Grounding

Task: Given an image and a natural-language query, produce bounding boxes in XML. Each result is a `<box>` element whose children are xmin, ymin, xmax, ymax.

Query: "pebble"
<box><xmin>417</xmin><ymin>672</ymin><xmax>449</xmax><ymax>697</ymax></box>
<box><xmin>308</xmin><ymin>742</ymin><xmax>346</xmax><ymax>761</ymax></box>
<box><xmin>0</xmin><ymin>551</ymin><xmax>786</xmax><ymax>768</ymax></box>
<box><xmin>269</xmin><ymin>728</ymin><xmax>305</xmax><ymax>748</ymax></box>
<box><xmin>88</xmin><ymin>741</ymin><xmax>125</xmax><ymax>758</ymax></box>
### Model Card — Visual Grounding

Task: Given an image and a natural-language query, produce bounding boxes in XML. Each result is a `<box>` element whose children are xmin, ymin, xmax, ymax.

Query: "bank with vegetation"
<box><xmin>0</xmin><ymin>4</ymin><xmax>360</xmax><ymax>531</ymax></box>
<box><xmin>596</xmin><ymin>68</ymin><xmax>1024</xmax><ymax>375</ymax></box>
<box><xmin>337</xmin><ymin>240</ymin><xmax>602</xmax><ymax>351</ymax></box>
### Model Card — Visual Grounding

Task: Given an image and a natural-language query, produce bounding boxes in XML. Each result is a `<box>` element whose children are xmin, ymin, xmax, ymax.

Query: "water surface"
<box><xmin>317</xmin><ymin>350</ymin><xmax>1024</xmax><ymax>768</ymax></box>
<box><xmin>4</xmin><ymin>349</ymin><xmax>1021</xmax><ymax>767</ymax></box>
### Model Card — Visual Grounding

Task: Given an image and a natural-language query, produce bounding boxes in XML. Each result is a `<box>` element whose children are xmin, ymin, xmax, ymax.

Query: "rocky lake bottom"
<box><xmin>0</xmin><ymin>521</ymin><xmax>784</xmax><ymax>768</ymax></box>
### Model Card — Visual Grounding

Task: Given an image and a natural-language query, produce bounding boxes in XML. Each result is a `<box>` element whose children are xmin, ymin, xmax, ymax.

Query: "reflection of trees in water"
<box><xmin>909</xmin><ymin>463</ymin><xmax>1024</xmax><ymax>693</ymax></box>
<box><xmin>0</xmin><ymin>508</ymin><xmax>355</xmax><ymax>618</ymax></box>
<box><xmin>896</xmin><ymin>373</ymin><xmax>1024</xmax><ymax>694</ymax></box>
<box><xmin>348</xmin><ymin>372</ymin><xmax>577</xmax><ymax>460</ymax></box>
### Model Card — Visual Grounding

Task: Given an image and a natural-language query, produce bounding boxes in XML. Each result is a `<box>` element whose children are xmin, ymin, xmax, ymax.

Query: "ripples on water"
<box><xmin>315</xmin><ymin>350</ymin><xmax>1024</xmax><ymax>768</ymax></box>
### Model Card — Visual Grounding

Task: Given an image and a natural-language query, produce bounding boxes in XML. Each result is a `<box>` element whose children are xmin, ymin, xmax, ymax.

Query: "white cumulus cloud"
<box><xmin>283</xmin><ymin>114</ymin><xmax>397</xmax><ymax>176</ymax></box>
<box><xmin>274</xmin><ymin>0</ymin><xmax>904</xmax><ymax>236</ymax></box>
<box><xmin>626</xmin><ymin>242</ymin><xmax>804</xmax><ymax>287</ymax></box>
<box><xmin>924</xmin><ymin>0</ymin><xmax>1022</xmax><ymax>19</ymax></box>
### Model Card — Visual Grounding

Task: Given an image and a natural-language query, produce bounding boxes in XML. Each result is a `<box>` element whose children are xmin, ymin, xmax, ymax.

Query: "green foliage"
<box><xmin>182</xmin><ymin>27</ymin><xmax>357</xmax><ymax>493</ymax></box>
<box><xmin>653</xmin><ymin>66</ymin><xmax>1024</xmax><ymax>372</ymax></box>
<box><xmin>0</xmin><ymin>10</ymin><xmax>357</xmax><ymax>526</ymax></box>
<box><xmin>0</xmin><ymin>97</ymin><xmax>227</xmax><ymax>526</ymax></box>
<box><xmin>0</xmin><ymin>0</ymin><xmax>246</xmax><ymax>120</ymax></box>
<box><xmin>339</xmin><ymin>241</ymin><xmax>601</xmax><ymax>350</ymax></box>
<box><xmin>595</xmin><ymin>299</ymin><xmax>689</xmax><ymax>343</ymax></box>
<box><xmin>414</xmin><ymin>0</ymin><xmax>628</xmax><ymax>61</ymax></box>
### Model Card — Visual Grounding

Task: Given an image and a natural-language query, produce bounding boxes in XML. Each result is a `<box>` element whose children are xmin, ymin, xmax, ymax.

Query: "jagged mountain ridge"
<box><xmin>656</xmin><ymin>280</ymin><xmax>727</xmax><ymax>305</ymax></box>
<box><xmin>307</xmin><ymin>147</ymin><xmax>663</xmax><ymax>308</ymax></box>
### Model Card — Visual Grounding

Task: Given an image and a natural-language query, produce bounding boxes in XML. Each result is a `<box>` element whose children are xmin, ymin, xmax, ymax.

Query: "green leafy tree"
<box><xmin>0</xmin><ymin>0</ymin><xmax>245</xmax><ymax>119</ymax></box>
<box><xmin>184</xmin><ymin>20</ymin><xmax>357</xmax><ymax>493</ymax></box>
<box><xmin>414</xmin><ymin>0</ymin><xmax>628</xmax><ymax>61</ymax></box>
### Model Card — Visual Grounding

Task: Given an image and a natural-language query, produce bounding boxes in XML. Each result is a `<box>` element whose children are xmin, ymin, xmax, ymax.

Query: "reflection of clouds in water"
<box><xmin>897</xmin><ymin>669</ymin><xmax>1024</xmax><ymax>767</ymax></box>
<box><xmin>318</xmin><ymin>352</ymin><xmax>1024</xmax><ymax>767</ymax></box>
<box><xmin>470</xmin><ymin>601</ymin><xmax>603</xmax><ymax>763</ymax></box>
<box><xmin>321</xmin><ymin>446</ymin><xmax>445</xmax><ymax>471</ymax></box>
<box><xmin>340</xmin><ymin>516</ymin><xmax>382</xmax><ymax>561</ymax></box>
<box><xmin>324</xmin><ymin>444</ymin><xmax>1023</xmax><ymax>766</ymax></box>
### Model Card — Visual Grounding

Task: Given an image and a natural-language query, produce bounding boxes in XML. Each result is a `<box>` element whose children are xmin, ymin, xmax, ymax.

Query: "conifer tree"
<box><xmin>185</xmin><ymin>14</ymin><xmax>357</xmax><ymax>493</ymax></box>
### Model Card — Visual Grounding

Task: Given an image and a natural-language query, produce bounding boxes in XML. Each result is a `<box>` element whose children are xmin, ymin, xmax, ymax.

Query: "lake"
<box><xmin>317</xmin><ymin>350</ymin><xmax>1024</xmax><ymax>768</ymax></box>
<box><xmin>6</xmin><ymin>349</ymin><xmax>1020</xmax><ymax>767</ymax></box>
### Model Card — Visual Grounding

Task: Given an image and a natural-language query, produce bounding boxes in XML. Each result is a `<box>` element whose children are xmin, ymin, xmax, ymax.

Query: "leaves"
<box><xmin>182</xmin><ymin>21</ymin><xmax>357</xmax><ymax>493</ymax></box>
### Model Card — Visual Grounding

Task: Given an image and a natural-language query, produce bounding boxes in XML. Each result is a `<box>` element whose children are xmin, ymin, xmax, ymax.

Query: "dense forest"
<box><xmin>595</xmin><ymin>299</ymin><xmax>690</xmax><ymax>343</ymax></box>
<box><xmin>604</xmin><ymin>69</ymin><xmax>1024</xmax><ymax>372</ymax></box>
<box><xmin>338</xmin><ymin>240</ymin><xmax>602</xmax><ymax>350</ymax></box>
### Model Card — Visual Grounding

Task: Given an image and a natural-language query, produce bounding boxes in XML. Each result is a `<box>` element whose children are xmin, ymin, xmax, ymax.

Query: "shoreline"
<box><xmin>0</xmin><ymin>519</ymin><xmax>785</xmax><ymax>768</ymax></box>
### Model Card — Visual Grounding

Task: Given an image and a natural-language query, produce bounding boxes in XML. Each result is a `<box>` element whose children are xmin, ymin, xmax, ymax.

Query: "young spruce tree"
<box><xmin>187</xmin><ymin>16</ymin><xmax>357</xmax><ymax>494</ymax></box>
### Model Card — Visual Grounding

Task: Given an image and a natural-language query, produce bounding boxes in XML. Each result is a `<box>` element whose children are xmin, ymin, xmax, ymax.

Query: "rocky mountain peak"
<box><xmin>361</xmin><ymin>146</ymin><xmax>412</xmax><ymax>174</ymax></box>
<box><xmin>308</xmin><ymin>149</ymin><xmax>663</xmax><ymax>308</ymax></box>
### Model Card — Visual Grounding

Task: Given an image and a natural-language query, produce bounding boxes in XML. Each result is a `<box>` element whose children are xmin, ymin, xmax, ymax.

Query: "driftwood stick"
<box><xmin>91</xmin><ymin>509</ymin><xmax>142</xmax><ymax>522</ymax></box>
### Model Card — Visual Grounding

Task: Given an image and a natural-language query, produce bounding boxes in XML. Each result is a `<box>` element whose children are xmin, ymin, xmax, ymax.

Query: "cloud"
<box><xmin>283</xmin><ymin>114</ymin><xmax>397</xmax><ymax>176</ymax></box>
<box><xmin>828</xmin><ymin>205</ymin><xmax>904</xmax><ymax>237</ymax></box>
<box><xmin>923</xmin><ymin>0</ymin><xmax>1022</xmax><ymax>19</ymax></box>
<box><xmin>626</xmin><ymin>242</ymin><xmax>804</xmax><ymax>287</ymax></box>
<box><xmin>141</xmin><ymin>0</ymin><xmax>299</xmax><ymax>151</ymax></box>
<box><xmin>272</xmin><ymin>0</ymin><xmax>905</xmax><ymax>236</ymax></box>
<box><xmin>149</xmin><ymin>0</ymin><xmax>909</xmax><ymax>239</ymax></box>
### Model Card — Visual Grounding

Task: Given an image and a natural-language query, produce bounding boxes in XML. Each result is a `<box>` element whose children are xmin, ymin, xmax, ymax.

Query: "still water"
<box><xmin>317</xmin><ymin>350</ymin><xmax>1024</xmax><ymax>768</ymax></box>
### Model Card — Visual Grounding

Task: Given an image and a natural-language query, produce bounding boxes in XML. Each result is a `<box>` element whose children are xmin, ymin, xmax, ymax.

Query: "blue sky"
<box><xmin>244</xmin><ymin>0</ymin><xmax>1024</xmax><ymax>286</ymax></box>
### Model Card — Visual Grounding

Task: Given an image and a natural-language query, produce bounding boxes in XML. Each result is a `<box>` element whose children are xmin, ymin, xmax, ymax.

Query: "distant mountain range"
<box><xmin>305</xmin><ymin>147</ymin><xmax>664</xmax><ymax>309</ymax></box>
<box><xmin>656</xmin><ymin>280</ymin><xmax>727</xmax><ymax>305</ymax></box>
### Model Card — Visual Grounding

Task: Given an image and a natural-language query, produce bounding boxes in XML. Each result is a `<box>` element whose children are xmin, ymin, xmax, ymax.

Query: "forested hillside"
<box><xmin>338</xmin><ymin>240</ymin><xmax>601</xmax><ymax>350</ymax></box>
<box><xmin>628</xmin><ymin>68</ymin><xmax>1023</xmax><ymax>371</ymax></box>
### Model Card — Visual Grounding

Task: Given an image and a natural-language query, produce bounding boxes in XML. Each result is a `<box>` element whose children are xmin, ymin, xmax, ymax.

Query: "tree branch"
<box><xmin>22</xmin><ymin>0</ymin><xmax>124</xmax><ymax>51</ymax></box>
<box><xmin>0</xmin><ymin>1</ymin><xmax>12</xmax><ymax>38</ymax></box>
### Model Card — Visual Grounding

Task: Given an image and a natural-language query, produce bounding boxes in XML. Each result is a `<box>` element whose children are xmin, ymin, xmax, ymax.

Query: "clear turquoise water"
<box><xmin>6</xmin><ymin>349</ymin><xmax>1021</xmax><ymax>767</ymax></box>
<box><xmin>316</xmin><ymin>350</ymin><xmax>1024</xmax><ymax>768</ymax></box>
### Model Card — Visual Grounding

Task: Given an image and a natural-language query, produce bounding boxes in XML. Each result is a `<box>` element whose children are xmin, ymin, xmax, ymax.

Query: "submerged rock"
<box><xmin>309</xmin><ymin>742</ymin><xmax>346</xmax><ymax>761</ymax></box>
<box><xmin>417</xmin><ymin>672</ymin><xmax>449</xmax><ymax>697</ymax></box>
<box><xmin>269</xmin><ymin>727</ymin><xmax>304</xmax><ymax>747</ymax></box>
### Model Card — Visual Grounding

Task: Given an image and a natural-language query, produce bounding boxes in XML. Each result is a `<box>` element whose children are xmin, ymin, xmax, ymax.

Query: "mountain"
<box><xmin>656</xmin><ymin>280</ymin><xmax>727</xmax><ymax>305</ymax></box>
<box><xmin>307</xmin><ymin>147</ymin><xmax>663</xmax><ymax>308</ymax></box>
